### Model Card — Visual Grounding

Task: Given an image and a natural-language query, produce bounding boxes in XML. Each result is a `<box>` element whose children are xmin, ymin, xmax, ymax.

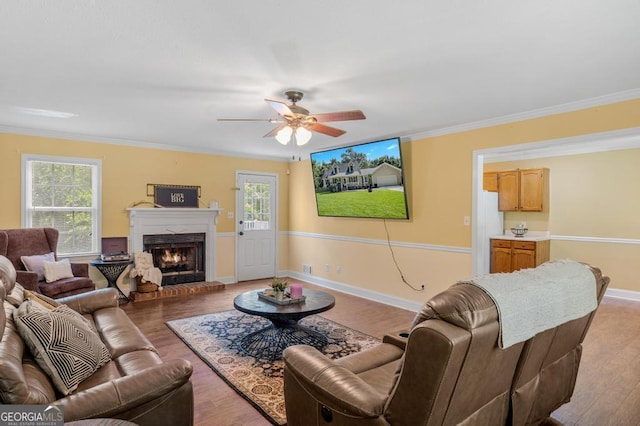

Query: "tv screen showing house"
<box><xmin>310</xmin><ymin>137</ymin><xmax>409</xmax><ymax>219</ymax></box>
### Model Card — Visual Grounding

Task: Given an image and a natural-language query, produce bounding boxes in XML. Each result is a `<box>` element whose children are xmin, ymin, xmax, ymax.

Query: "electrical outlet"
<box><xmin>336</xmin><ymin>265</ymin><xmax>342</xmax><ymax>273</ymax></box>
<box><xmin>324</xmin><ymin>264</ymin><xmax>330</xmax><ymax>272</ymax></box>
<box><xmin>303</xmin><ymin>264</ymin><xmax>312</xmax><ymax>274</ymax></box>
<box><xmin>227</xmin><ymin>211</ymin><xmax>234</xmax><ymax>219</ymax></box>
<box><xmin>463</xmin><ymin>216</ymin><xmax>470</xmax><ymax>226</ymax></box>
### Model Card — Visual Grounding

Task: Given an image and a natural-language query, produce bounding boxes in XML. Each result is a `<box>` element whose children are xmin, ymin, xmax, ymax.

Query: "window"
<box><xmin>243</xmin><ymin>181</ymin><xmax>271</xmax><ymax>231</ymax></box>
<box><xmin>22</xmin><ymin>155</ymin><xmax>101</xmax><ymax>256</ymax></box>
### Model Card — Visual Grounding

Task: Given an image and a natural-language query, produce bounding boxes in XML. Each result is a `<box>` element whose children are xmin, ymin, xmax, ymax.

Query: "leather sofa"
<box><xmin>0</xmin><ymin>228</ymin><xmax>95</xmax><ymax>298</ymax></box>
<box><xmin>283</xmin><ymin>263</ymin><xmax>609</xmax><ymax>426</ymax></box>
<box><xmin>0</xmin><ymin>255</ymin><xmax>194</xmax><ymax>425</ymax></box>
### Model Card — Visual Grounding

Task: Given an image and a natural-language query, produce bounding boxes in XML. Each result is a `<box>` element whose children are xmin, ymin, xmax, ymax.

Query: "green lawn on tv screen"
<box><xmin>315</xmin><ymin>189</ymin><xmax>408</xmax><ymax>218</ymax></box>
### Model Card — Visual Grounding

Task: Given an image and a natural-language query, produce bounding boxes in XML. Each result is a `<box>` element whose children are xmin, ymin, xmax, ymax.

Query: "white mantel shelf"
<box><xmin>127</xmin><ymin>207</ymin><xmax>222</xmax><ymax>284</ymax></box>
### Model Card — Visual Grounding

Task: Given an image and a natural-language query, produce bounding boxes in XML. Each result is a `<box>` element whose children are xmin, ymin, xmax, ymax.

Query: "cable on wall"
<box><xmin>383</xmin><ymin>219</ymin><xmax>425</xmax><ymax>292</ymax></box>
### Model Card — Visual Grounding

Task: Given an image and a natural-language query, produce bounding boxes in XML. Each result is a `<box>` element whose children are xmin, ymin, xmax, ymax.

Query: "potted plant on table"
<box><xmin>271</xmin><ymin>277</ymin><xmax>289</xmax><ymax>300</ymax></box>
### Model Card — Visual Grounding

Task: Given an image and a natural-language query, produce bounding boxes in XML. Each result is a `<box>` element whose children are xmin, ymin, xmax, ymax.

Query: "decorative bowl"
<box><xmin>510</xmin><ymin>227</ymin><xmax>528</xmax><ymax>237</ymax></box>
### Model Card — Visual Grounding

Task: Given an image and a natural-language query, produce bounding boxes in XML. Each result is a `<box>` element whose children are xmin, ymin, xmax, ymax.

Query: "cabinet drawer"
<box><xmin>491</xmin><ymin>239</ymin><xmax>512</xmax><ymax>248</ymax></box>
<box><xmin>512</xmin><ymin>241</ymin><xmax>536</xmax><ymax>250</ymax></box>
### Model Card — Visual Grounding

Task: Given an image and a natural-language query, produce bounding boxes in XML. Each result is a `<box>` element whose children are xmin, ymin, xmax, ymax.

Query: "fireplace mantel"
<box><xmin>127</xmin><ymin>207</ymin><xmax>222</xmax><ymax>283</ymax></box>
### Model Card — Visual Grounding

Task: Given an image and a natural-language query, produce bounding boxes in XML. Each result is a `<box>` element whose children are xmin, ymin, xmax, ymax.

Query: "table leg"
<box><xmin>239</xmin><ymin>321</ymin><xmax>328</xmax><ymax>360</ymax></box>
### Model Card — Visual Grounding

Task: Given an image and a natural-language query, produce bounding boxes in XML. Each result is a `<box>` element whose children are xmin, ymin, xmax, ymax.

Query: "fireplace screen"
<box><xmin>143</xmin><ymin>233</ymin><xmax>205</xmax><ymax>285</ymax></box>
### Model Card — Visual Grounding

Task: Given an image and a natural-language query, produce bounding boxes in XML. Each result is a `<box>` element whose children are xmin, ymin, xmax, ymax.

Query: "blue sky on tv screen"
<box><xmin>310</xmin><ymin>138</ymin><xmax>400</xmax><ymax>164</ymax></box>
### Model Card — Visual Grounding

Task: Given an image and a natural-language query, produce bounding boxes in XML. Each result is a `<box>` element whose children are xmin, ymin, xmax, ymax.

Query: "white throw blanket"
<box><xmin>129</xmin><ymin>252</ymin><xmax>163</xmax><ymax>287</ymax></box>
<box><xmin>459</xmin><ymin>259</ymin><xmax>597</xmax><ymax>349</ymax></box>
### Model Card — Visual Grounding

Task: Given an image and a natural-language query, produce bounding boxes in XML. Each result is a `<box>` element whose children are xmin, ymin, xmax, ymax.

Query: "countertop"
<box><xmin>491</xmin><ymin>231</ymin><xmax>550</xmax><ymax>242</ymax></box>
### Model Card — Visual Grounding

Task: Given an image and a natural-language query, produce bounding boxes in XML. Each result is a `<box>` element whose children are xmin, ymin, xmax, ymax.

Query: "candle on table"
<box><xmin>290</xmin><ymin>283</ymin><xmax>303</xmax><ymax>299</ymax></box>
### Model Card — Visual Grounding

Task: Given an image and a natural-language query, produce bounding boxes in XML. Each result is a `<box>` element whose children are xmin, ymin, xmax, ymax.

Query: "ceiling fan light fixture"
<box><xmin>295</xmin><ymin>127</ymin><xmax>312</xmax><ymax>146</ymax></box>
<box><xmin>275</xmin><ymin>126</ymin><xmax>293</xmax><ymax>144</ymax></box>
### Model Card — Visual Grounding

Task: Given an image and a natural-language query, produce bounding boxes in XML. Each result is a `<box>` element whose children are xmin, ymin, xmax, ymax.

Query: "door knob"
<box><xmin>239</xmin><ymin>231</ymin><xmax>244</xmax><ymax>236</ymax></box>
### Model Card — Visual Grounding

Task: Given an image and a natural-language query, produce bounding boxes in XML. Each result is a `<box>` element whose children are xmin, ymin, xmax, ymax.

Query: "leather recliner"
<box><xmin>283</xmin><ymin>263</ymin><xmax>609</xmax><ymax>426</ymax></box>
<box><xmin>0</xmin><ymin>227</ymin><xmax>95</xmax><ymax>298</ymax></box>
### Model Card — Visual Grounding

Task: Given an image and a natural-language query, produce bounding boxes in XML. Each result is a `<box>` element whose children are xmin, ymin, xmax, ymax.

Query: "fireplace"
<box><xmin>143</xmin><ymin>233</ymin><xmax>205</xmax><ymax>285</ymax></box>
<box><xmin>127</xmin><ymin>207</ymin><xmax>221</xmax><ymax>290</ymax></box>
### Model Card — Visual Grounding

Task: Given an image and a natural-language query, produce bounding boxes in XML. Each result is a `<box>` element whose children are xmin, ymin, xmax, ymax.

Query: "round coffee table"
<box><xmin>233</xmin><ymin>288</ymin><xmax>335</xmax><ymax>359</ymax></box>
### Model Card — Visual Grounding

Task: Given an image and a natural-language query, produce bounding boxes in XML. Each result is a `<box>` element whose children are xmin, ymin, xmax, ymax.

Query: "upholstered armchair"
<box><xmin>0</xmin><ymin>228</ymin><xmax>95</xmax><ymax>299</ymax></box>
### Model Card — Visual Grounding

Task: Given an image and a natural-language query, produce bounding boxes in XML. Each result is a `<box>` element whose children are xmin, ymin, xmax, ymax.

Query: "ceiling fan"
<box><xmin>218</xmin><ymin>90</ymin><xmax>366</xmax><ymax>146</ymax></box>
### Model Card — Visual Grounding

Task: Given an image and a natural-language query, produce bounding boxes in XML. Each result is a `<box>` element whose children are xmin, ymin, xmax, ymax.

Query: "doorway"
<box><xmin>472</xmin><ymin>127</ymin><xmax>640</xmax><ymax>276</ymax></box>
<box><xmin>236</xmin><ymin>171</ymin><xmax>278</xmax><ymax>282</ymax></box>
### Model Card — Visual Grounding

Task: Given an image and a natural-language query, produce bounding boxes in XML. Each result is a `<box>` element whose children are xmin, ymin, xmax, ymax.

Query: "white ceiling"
<box><xmin>1</xmin><ymin>1</ymin><xmax>639</xmax><ymax>160</ymax></box>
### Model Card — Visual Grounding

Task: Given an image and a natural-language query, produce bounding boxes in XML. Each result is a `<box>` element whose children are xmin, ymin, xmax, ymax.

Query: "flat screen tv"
<box><xmin>310</xmin><ymin>137</ymin><xmax>409</xmax><ymax>219</ymax></box>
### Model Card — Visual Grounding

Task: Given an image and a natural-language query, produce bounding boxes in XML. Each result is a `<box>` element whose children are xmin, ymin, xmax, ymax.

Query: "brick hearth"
<box><xmin>129</xmin><ymin>281</ymin><xmax>225</xmax><ymax>302</ymax></box>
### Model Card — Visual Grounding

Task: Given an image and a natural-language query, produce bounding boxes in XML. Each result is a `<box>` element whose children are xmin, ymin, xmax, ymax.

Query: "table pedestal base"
<box><xmin>239</xmin><ymin>320</ymin><xmax>328</xmax><ymax>360</ymax></box>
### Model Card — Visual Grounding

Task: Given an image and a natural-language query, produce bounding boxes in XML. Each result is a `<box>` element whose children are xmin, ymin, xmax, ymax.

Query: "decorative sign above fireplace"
<box><xmin>146</xmin><ymin>184</ymin><xmax>200</xmax><ymax>208</ymax></box>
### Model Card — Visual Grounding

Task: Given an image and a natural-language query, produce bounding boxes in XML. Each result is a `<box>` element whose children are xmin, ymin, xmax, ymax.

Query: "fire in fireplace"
<box><xmin>142</xmin><ymin>233</ymin><xmax>205</xmax><ymax>285</ymax></box>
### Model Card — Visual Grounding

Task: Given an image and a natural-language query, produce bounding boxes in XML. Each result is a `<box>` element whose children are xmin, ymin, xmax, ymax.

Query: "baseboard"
<box><xmin>286</xmin><ymin>270</ymin><xmax>422</xmax><ymax>312</ymax></box>
<box><xmin>605</xmin><ymin>287</ymin><xmax>640</xmax><ymax>302</ymax></box>
<box><xmin>215</xmin><ymin>276</ymin><xmax>236</xmax><ymax>285</ymax></box>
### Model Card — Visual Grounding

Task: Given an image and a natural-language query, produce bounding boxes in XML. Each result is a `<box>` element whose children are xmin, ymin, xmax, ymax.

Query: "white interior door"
<box><xmin>236</xmin><ymin>172</ymin><xmax>277</xmax><ymax>282</ymax></box>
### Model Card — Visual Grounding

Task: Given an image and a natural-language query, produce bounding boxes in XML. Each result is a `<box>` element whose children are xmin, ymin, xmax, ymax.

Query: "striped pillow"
<box><xmin>13</xmin><ymin>301</ymin><xmax>111</xmax><ymax>395</ymax></box>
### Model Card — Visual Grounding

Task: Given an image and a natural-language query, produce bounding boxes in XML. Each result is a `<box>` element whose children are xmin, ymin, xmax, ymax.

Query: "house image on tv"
<box><xmin>320</xmin><ymin>161</ymin><xmax>403</xmax><ymax>191</ymax></box>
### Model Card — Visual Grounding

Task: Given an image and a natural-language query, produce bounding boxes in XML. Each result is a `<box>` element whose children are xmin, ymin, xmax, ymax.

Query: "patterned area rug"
<box><xmin>166</xmin><ymin>310</ymin><xmax>380</xmax><ymax>425</ymax></box>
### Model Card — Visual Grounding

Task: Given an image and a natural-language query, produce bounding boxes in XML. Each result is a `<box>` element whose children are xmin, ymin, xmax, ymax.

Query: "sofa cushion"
<box><xmin>21</xmin><ymin>252</ymin><xmax>55</xmax><ymax>282</ymax></box>
<box><xmin>13</xmin><ymin>300</ymin><xmax>111</xmax><ymax>395</ymax></box>
<box><xmin>39</xmin><ymin>277</ymin><xmax>95</xmax><ymax>299</ymax></box>
<box><xmin>43</xmin><ymin>259</ymin><xmax>74</xmax><ymax>283</ymax></box>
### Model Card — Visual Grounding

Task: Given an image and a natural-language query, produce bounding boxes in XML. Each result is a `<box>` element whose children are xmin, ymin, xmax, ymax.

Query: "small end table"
<box><xmin>90</xmin><ymin>259</ymin><xmax>133</xmax><ymax>305</ymax></box>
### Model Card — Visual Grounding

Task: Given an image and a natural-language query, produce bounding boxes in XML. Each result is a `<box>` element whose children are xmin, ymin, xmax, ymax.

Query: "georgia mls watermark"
<box><xmin>0</xmin><ymin>405</ymin><xmax>63</xmax><ymax>426</ymax></box>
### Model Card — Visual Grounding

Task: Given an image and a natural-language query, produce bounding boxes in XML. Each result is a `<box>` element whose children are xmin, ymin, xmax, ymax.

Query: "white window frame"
<box><xmin>21</xmin><ymin>154</ymin><xmax>102</xmax><ymax>257</ymax></box>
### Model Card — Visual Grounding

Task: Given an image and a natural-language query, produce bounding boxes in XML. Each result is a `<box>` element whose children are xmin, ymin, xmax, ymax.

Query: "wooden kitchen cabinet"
<box><xmin>483</xmin><ymin>172</ymin><xmax>498</xmax><ymax>192</ymax></box>
<box><xmin>490</xmin><ymin>238</ymin><xmax>550</xmax><ymax>273</ymax></box>
<box><xmin>497</xmin><ymin>168</ymin><xmax>548</xmax><ymax>212</ymax></box>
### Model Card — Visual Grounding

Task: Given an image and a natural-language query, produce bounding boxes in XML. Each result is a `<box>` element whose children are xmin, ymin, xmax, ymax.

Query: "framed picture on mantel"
<box><xmin>147</xmin><ymin>184</ymin><xmax>200</xmax><ymax>208</ymax></box>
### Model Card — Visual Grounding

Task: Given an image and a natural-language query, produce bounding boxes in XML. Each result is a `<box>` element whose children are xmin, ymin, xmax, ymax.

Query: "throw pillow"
<box><xmin>13</xmin><ymin>300</ymin><xmax>111</xmax><ymax>395</ymax></box>
<box><xmin>21</xmin><ymin>252</ymin><xmax>55</xmax><ymax>282</ymax></box>
<box><xmin>43</xmin><ymin>259</ymin><xmax>74</xmax><ymax>283</ymax></box>
<box><xmin>24</xmin><ymin>290</ymin><xmax>98</xmax><ymax>334</ymax></box>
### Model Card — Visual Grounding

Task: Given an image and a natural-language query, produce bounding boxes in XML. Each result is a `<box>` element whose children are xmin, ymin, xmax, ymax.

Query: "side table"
<box><xmin>90</xmin><ymin>259</ymin><xmax>133</xmax><ymax>305</ymax></box>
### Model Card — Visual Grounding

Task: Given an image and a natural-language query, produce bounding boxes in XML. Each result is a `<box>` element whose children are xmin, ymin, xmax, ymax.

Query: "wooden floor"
<box><xmin>121</xmin><ymin>281</ymin><xmax>640</xmax><ymax>426</ymax></box>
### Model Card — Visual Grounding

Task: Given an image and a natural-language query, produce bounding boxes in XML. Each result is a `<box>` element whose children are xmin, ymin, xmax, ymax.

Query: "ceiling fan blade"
<box><xmin>217</xmin><ymin>118</ymin><xmax>281</xmax><ymax>122</ymax></box>
<box><xmin>265</xmin><ymin>99</ymin><xmax>295</xmax><ymax>118</ymax></box>
<box><xmin>310</xmin><ymin>123</ymin><xmax>346</xmax><ymax>137</ymax></box>
<box><xmin>312</xmin><ymin>110</ymin><xmax>366</xmax><ymax>122</ymax></box>
<box><xmin>263</xmin><ymin>124</ymin><xmax>287</xmax><ymax>138</ymax></box>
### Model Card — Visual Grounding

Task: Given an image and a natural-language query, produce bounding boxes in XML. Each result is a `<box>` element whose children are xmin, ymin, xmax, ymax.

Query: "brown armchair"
<box><xmin>0</xmin><ymin>228</ymin><xmax>95</xmax><ymax>298</ymax></box>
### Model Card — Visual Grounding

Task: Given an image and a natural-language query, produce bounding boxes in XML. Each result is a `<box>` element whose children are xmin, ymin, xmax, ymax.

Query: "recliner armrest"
<box><xmin>58</xmin><ymin>288</ymin><xmax>118</xmax><ymax>313</ymax></box>
<box><xmin>70</xmin><ymin>262</ymin><xmax>89</xmax><ymax>278</ymax></box>
<box><xmin>53</xmin><ymin>358</ymin><xmax>193</xmax><ymax>421</ymax></box>
<box><xmin>382</xmin><ymin>328</ymin><xmax>410</xmax><ymax>350</ymax></box>
<box><xmin>283</xmin><ymin>345</ymin><xmax>387</xmax><ymax>418</ymax></box>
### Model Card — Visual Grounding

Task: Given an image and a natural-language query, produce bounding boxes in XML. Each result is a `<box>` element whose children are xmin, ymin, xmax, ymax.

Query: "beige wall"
<box><xmin>0</xmin><ymin>133</ymin><xmax>291</xmax><ymax>279</ymax></box>
<box><xmin>289</xmin><ymin>98</ymin><xmax>640</xmax><ymax>301</ymax></box>
<box><xmin>2</xmin><ymin>98</ymin><xmax>640</xmax><ymax>301</ymax></box>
